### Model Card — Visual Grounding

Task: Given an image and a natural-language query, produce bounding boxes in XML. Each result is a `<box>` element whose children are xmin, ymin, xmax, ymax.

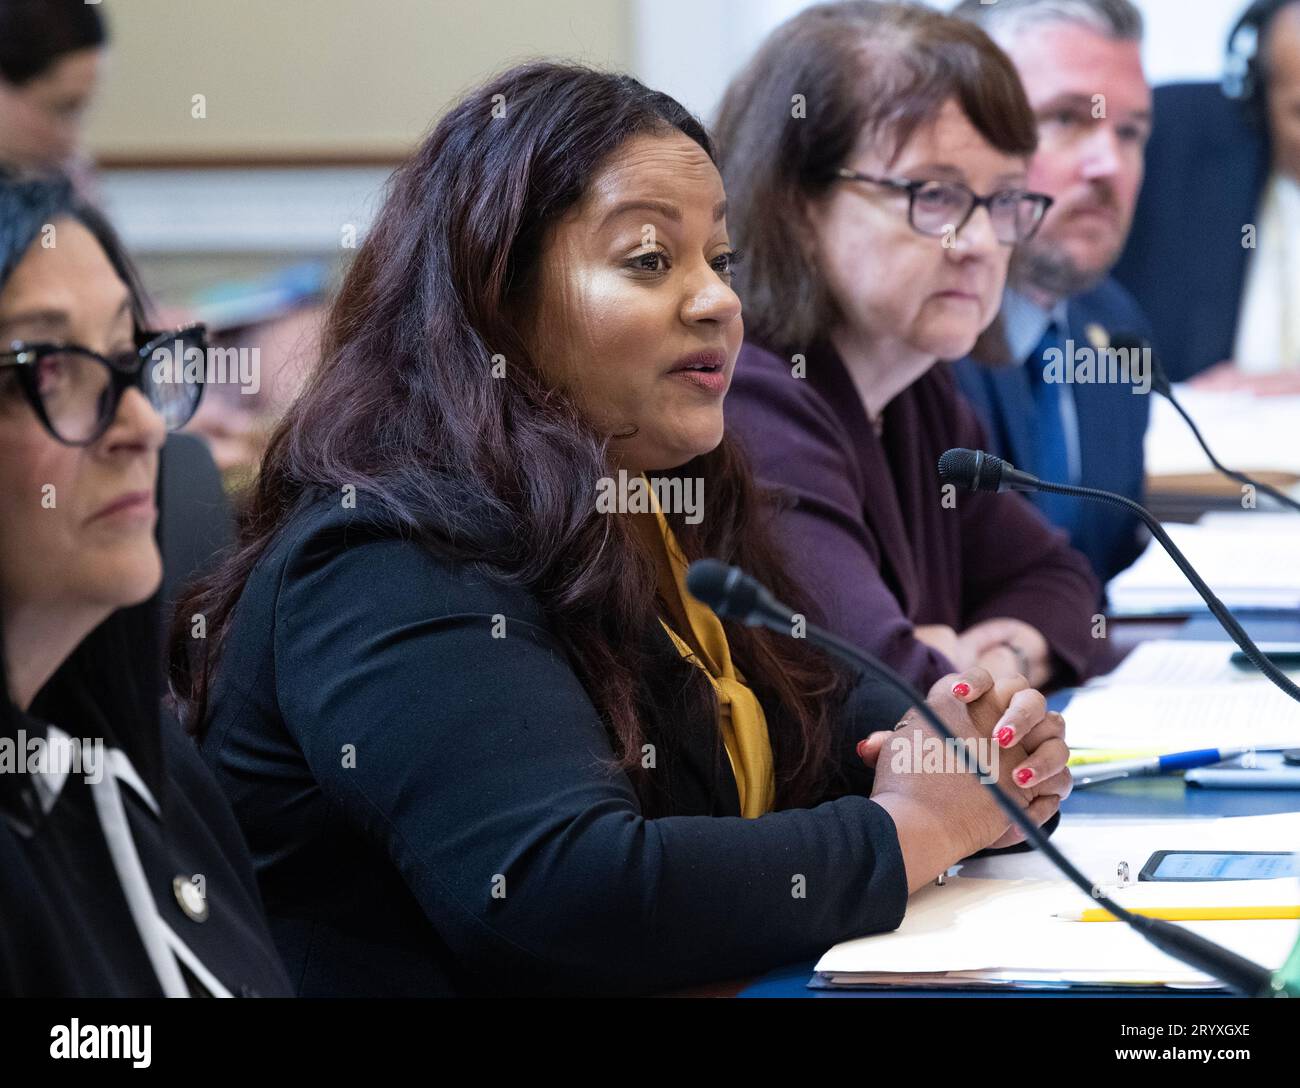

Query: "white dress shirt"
<box><xmin>1235</xmin><ymin>171</ymin><xmax>1300</xmax><ymax>373</ymax></box>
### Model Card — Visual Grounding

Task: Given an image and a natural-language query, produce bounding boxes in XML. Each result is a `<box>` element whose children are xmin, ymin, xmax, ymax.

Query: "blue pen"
<box><xmin>1072</xmin><ymin>746</ymin><xmax>1259</xmax><ymax>789</ymax></box>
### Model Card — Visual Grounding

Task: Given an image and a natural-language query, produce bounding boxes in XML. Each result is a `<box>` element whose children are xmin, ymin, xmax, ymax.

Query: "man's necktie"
<box><xmin>1026</xmin><ymin>322</ymin><xmax>1080</xmax><ymax>534</ymax></box>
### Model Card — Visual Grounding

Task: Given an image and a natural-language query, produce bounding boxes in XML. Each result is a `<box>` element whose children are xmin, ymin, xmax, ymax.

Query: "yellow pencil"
<box><xmin>1067</xmin><ymin>748</ymin><xmax>1169</xmax><ymax>767</ymax></box>
<box><xmin>1056</xmin><ymin>905</ymin><xmax>1300</xmax><ymax>922</ymax></box>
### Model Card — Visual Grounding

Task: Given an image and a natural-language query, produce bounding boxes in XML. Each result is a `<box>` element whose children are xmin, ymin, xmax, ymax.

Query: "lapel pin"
<box><xmin>1085</xmin><ymin>322</ymin><xmax>1111</xmax><ymax>352</ymax></box>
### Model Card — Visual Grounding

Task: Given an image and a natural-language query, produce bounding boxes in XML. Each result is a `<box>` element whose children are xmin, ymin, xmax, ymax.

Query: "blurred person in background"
<box><xmin>951</xmin><ymin>0</ymin><xmax>1155</xmax><ymax>592</ymax></box>
<box><xmin>0</xmin><ymin>0</ymin><xmax>318</xmax><ymax>479</ymax></box>
<box><xmin>1116</xmin><ymin>0</ymin><xmax>1300</xmax><ymax>393</ymax></box>
<box><xmin>0</xmin><ymin>0</ymin><xmax>106</xmax><ymax>191</ymax></box>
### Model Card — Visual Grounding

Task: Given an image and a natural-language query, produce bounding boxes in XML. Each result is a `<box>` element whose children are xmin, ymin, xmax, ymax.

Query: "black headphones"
<box><xmin>1224</xmin><ymin>0</ymin><xmax>1299</xmax><ymax>115</ymax></box>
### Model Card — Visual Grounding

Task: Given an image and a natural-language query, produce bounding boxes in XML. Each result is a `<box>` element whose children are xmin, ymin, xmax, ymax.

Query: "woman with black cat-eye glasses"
<box><xmin>0</xmin><ymin>172</ymin><xmax>290</xmax><ymax>998</ymax></box>
<box><xmin>0</xmin><ymin>322</ymin><xmax>206</xmax><ymax>446</ymax></box>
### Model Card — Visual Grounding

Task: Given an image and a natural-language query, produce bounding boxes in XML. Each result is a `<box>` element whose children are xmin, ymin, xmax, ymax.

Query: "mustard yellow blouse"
<box><xmin>647</xmin><ymin>489</ymin><xmax>775</xmax><ymax>818</ymax></box>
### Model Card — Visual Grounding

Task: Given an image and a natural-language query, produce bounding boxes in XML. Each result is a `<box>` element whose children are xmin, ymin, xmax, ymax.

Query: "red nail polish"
<box><xmin>952</xmin><ymin>682</ymin><xmax>971</xmax><ymax>698</ymax></box>
<box><xmin>856</xmin><ymin>739</ymin><xmax>870</xmax><ymax>759</ymax></box>
<box><xmin>1015</xmin><ymin>768</ymin><xmax>1033</xmax><ymax>786</ymax></box>
<box><xmin>995</xmin><ymin>726</ymin><xmax>1014</xmax><ymax>747</ymax></box>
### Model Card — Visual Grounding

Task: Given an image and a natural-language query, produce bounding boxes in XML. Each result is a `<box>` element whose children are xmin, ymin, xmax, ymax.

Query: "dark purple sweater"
<box><xmin>724</xmin><ymin>340</ymin><xmax>1101</xmax><ymax>691</ymax></box>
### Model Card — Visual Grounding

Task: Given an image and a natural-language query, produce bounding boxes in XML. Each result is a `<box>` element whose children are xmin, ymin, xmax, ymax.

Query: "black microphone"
<box><xmin>686</xmin><ymin>558</ymin><xmax>1277</xmax><ymax>997</ymax></box>
<box><xmin>937</xmin><ymin>447</ymin><xmax>1038</xmax><ymax>493</ymax></box>
<box><xmin>938</xmin><ymin>448</ymin><xmax>1300</xmax><ymax>705</ymax></box>
<box><xmin>1112</xmin><ymin>331</ymin><xmax>1300</xmax><ymax>515</ymax></box>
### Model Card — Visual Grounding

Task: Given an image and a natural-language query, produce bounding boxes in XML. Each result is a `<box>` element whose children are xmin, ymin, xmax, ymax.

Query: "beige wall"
<box><xmin>85</xmin><ymin>0</ymin><xmax>632</xmax><ymax>161</ymax></box>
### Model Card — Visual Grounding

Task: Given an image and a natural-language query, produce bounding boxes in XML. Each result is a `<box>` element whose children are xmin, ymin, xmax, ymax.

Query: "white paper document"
<box><xmin>1060</xmin><ymin>683</ymin><xmax>1300</xmax><ymax>750</ymax></box>
<box><xmin>1107</xmin><ymin>521</ymin><xmax>1300</xmax><ymax>615</ymax></box>
<box><xmin>1145</xmin><ymin>387</ymin><xmax>1300</xmax><ymax>478</ymax></box>
<box><xmin>1086</xmin><ymin>640</ymin><xmax>1244</xmax><ymax>688</ymax></box>
<box><xmin>814</xmin><ymin>875</ymin><xmax>1300</xmax><ymax>989</ymax></box>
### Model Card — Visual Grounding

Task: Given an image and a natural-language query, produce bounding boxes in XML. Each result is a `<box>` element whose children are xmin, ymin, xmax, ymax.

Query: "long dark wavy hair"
<box><xmin>170</xmin><ymin>62</ymin><xmax>852</xmax><ymax>814</ymax></box>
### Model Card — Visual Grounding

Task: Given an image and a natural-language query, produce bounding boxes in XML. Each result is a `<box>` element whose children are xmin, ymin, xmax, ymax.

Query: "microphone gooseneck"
<box><xmin>685</xmin><ymin>559</ymin><xmax>1279</xmax><ymax>996</ymax></box>
<box><xmin>1111</xmin><ymin>332</ymin><xmax>1300</xmax><ymax>516</ymax></box>
<box><xmin>938</xmin><ymin>448</ymin><xmax>1300</xmax><ymax>704</ymax></box>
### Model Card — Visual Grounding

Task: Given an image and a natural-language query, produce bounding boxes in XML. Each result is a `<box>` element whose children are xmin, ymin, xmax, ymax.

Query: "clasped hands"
<box><xmin>860</xmin><ymin>666</ymin><xmax>1072</xmax><ymax>865</ymax></box>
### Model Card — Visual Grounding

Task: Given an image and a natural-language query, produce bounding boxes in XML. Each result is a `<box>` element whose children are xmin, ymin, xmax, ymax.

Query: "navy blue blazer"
<box><xmin>951</xmin><ymin>277</ymin><xmax>1152</xmax><ymax>589</ymax></box>
<box><xmin>1113</xmin><ymin>81</ymin><xmax>1271</xmax><ymax>381</ymax></box>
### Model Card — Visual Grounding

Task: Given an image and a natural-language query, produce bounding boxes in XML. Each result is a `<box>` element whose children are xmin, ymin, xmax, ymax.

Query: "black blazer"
<box><xmin>197</xmin><ymin>494</ymin><xmax>949</xmax><ymax>996</ymax></box>
<box><xmin>0</xmin><ymin>711</ymin><xmax>292</xmax><ymax>997</ymax></box>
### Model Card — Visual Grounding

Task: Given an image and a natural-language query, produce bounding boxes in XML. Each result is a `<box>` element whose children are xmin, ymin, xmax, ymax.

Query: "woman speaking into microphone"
<box><xmin>173</xmin><ymin>61</ymin><xmax>1071</xmax><ymax>996</ymax></box>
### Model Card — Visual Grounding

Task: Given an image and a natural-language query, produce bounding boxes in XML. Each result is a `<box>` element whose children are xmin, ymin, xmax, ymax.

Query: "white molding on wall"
<box><xmin>98</xmin><ymin>167</ymin><xmax>394</xmax><ymax>255</ymax></box>
<box><xmin>103</xmin><ymin>1</ymin><xmax>1252</xmax><ymax>258</ymax></box>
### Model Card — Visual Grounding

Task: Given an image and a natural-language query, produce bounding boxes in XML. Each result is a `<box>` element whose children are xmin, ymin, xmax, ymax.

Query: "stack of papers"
<box><xmin>814</xmin><ymin>875</ymin><xmax>1299</xmax><ymax>990</ymax></box>
<box><xmin>1107</xmin><ymin>519</ymin><xmax>1300</xmax><ymax>615</ymax></box>
<box><xmin>1146</xmin><ymin>386</ymin><xmax>1300</xmax><ymax>479</ymax></box>
<box><xmin>1062</xmin><ymin>684</ymin><xmax>1300</xmax><ymax>750</ymax></box>
<box><xmin>812</xmin><ymin>813</ymin><xmax>1300</xmax><ymax>992</ymax></box>
<box><xmin>1198</xmin><ymin>511</ymin><xmax>1300</xmax><ymax>532</ymax></box>
<box><xmin>1087</xmin><ymin>638</ymin><xmax>1283</xmax><ymax>688</ymax></box>
<box><xmin>1063</xmin><ymin>639</ymin><xmax>1300</xmax><ymax>750</ymax></box>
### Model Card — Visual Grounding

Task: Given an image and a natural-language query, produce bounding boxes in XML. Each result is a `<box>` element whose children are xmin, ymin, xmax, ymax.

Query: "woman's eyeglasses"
<box><xmin>834</xmin><ymin>169</ymin><xmax>1054</xmax><ymax>245</ymax></box>
<box><xmin>0</xmin><ymin>324</ymin><xmax>207</xmax><ymax>447</ymax></box>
